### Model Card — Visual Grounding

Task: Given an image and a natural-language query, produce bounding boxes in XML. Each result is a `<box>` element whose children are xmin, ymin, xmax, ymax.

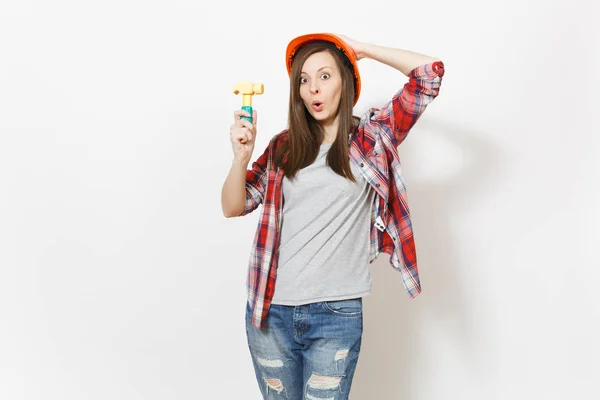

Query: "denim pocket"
<box><xmin>322</xmin><ymin>298</ymin><xmax>362</xmax><ymax>316</ymax></box>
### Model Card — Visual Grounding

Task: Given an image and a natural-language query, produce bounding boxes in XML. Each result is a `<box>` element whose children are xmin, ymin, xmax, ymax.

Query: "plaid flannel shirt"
<box><xmin>240</xmin><ymin>61</ymin><xmax>445</xmax><ymax>328</ymax></box>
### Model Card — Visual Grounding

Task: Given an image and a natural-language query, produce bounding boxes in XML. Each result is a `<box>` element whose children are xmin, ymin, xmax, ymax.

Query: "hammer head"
<box><xmin>232</xmin><ymin>82</ymin><xmax>264</xmax><ymax>96</ymax></box>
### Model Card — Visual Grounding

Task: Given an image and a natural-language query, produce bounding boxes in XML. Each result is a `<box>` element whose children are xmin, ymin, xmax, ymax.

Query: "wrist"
<box><xmin>232</xmin><ymin>157</ymin><xmax>250</xmax><ymax>168</ymax></box>
<box><xmin>356</xmin><ymin>41</ymin><xmax>376</xmax><ymax>60</ymax></box>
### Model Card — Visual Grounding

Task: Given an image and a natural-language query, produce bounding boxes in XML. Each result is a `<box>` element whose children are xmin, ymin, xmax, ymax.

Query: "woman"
<box><xmin>221</xmin><ymin>33</ymin><xmax>445</xmax><ymax>400</ymax></box>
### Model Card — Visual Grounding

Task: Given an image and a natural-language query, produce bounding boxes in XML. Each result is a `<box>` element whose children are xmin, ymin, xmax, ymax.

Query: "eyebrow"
<box><xmin>301</xmin><ymin>66</ymin><xmax>332</xmax><ymax>74</ymax></box>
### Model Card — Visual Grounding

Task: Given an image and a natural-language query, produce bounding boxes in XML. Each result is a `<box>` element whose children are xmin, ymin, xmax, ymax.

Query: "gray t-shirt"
<box><xmin>271</xmin><ymin>143</ymin><xmax>376</xmax><ymax>305</ymax></box>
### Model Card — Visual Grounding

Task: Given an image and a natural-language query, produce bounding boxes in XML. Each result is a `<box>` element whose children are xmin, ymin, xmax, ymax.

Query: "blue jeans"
<box><xmin>245</xmin><ymin>298</ymin><xmax>363</xmax><ymax>400</ymax></box>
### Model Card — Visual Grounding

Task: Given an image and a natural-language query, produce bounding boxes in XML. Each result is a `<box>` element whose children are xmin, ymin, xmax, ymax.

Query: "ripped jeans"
<box><xmin>245</xmin><ymin>298</ymin><xmax>363</xmax><ymax>400</ymax></box>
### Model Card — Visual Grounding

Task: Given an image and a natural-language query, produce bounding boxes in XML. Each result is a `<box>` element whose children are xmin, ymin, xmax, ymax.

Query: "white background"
<box><xmin>1</xmin><ymin>1</ymin><xmax>598</xmax><ymax>399</ymax></box>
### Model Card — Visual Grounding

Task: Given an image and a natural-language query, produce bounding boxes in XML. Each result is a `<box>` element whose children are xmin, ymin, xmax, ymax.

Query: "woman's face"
<box><xmin>299</xmin><ymin>50</ymin><xmax>342</xmax><ymax>125</ymax></box>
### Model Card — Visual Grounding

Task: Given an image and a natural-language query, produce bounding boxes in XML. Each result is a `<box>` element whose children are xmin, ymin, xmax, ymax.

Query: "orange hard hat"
<box><xmin>285</xmin><ymin>33</ymin><xmax>361</xmax><ymax>105</ymax></box>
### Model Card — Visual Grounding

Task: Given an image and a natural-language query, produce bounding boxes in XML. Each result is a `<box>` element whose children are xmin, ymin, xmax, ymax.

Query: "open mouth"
<box><xmin>312</xmin><ymin>101</ymin><xmax>324</xmax><ymax>112</ymax></box>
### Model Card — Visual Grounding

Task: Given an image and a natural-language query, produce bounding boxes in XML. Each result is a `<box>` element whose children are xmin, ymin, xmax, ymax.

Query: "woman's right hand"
<box><xmin>229</xmin><ymin>109</ymin><xmax>257</xmax><ymax>164</ymax></box>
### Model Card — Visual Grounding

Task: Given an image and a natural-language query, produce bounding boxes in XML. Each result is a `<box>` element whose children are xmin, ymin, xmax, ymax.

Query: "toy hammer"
<box><xmin>232</xmin><ymin>82</ymin><xmax>264</xmax><ymax>123</ymax></box>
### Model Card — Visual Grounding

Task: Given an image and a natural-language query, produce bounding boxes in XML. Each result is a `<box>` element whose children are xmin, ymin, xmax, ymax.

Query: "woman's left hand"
<box><xmin>336</xmin><ymin>34</ymin><xmax>366</xmax><ymax>60</ymax></box>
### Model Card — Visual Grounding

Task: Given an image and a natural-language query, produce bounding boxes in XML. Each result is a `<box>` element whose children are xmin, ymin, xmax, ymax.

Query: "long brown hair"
<box><xmin>274</xmin><ymin>41</ymin><xmax>359</xmax><ymax>182</ymax></box>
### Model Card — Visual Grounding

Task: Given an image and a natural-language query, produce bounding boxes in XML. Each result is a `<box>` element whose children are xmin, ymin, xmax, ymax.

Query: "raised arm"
<box><xmin>345</xmin><ymin>37</ymin><xmax>441</xmax><ymax>75</ymax></box>
<box><xmin>338</xmin><ymin>35</ymin><xmax>445</xmax><ymax>144</ymax></box>
<box><xmin>222</xmin><ymin>109</ymin><xmax>267</xmax><ymax>218</ymax></box>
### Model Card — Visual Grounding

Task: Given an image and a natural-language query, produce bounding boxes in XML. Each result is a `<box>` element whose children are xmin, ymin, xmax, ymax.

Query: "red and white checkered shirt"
<box><xmin>240</xmin><ymin>61</ymin><xmax>445</xmax><ymax>328</ymax></box>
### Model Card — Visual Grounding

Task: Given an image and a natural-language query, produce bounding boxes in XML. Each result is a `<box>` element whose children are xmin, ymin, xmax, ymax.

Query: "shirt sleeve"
<box><xmin>239</xmin><ymin>141</ymin><xmax>271</xmax><ymax>216</ymax></box>
<box><xmin>377</xmin><ymin>60</ymin><xmax>445</xmax><ymax>146</ymax></box>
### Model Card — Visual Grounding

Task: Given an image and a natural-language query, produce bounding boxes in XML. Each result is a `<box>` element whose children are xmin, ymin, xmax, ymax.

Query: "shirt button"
<box><xmin>375</xmin><ymin>183</ymin><xmax>380</xmax><ymax>188</ymax></box>
<box><xmin>359</xmin><ymin>162</ymin><xmax>364</xmax><ymax>167</ymax></box>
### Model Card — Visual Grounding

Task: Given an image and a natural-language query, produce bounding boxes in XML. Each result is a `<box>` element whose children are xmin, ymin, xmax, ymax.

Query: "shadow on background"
<box><xmin>351</xmin><ymin>118</ymin><xmax>502</xmax><ymax>399</ymax></box>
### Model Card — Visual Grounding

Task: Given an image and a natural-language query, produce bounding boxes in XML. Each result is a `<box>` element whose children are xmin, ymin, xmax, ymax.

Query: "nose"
<box><xmin>309</xmin><ymin>82</ymin><xmax>320</xmax><ymax>95</ymax></box>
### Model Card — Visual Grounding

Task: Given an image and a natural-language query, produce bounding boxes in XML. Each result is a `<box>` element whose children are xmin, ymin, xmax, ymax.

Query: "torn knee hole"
<box><xmin>256</xmin><ymin>356</ymin><xmax>284</xmax><ymax>368</ymax></box>
<box><xmin>264</xmin><ymin>378</ymin><xmax>285</xmax><ymax>393</ymax></box>
<box><xmin>307</xmin><ymin>373</ymin><xmax>343</xmax><ymax>390</ymax></box>
<box><xmin>306</xmin><ymin>394</ymin><xmax>335</xmax><ymax>400</ymax></box>
<box><xmin>334</xmin><ymin>349</ymin><xmax>349</xmax><ymax>361</ymax></box>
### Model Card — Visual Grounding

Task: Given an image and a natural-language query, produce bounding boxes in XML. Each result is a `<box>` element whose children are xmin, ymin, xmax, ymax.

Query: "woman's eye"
<box><xmin>321</xmin><ymin>73</ymin><xmax>330</xmax><ymax>79</ymax></box>
<box><xmin>300</xmin><ymin>77</ymin><xmax>308</xmax><ymax>84</ymax></box>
